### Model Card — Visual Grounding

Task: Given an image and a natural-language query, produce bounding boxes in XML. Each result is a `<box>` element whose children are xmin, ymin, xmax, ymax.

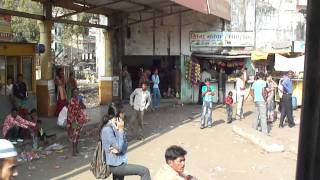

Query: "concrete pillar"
<box><xmin>296</xmin><ymin>0</ymin><xmax>320</xmax><ymax>179</ymax></box>
<box><xmin>36</xmin><ymin>20</ymin><xmax>55</xmax><ymax>116</ymax></box>
<box><xmin>99</xmin><ymin>29</ymin><xmax>113</xmax><ymax>104</ymax></box>
<box><xmin>38</xmin><ymin>20</ymin><xmax>53</xmax><ymax>80</ymax></box>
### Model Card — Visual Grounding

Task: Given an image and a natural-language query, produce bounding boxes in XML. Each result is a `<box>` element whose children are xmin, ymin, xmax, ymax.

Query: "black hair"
<box><xmin>30</xmin><ymin>109</ymin><xmax>37</xmax><ymax>114</ymax></box>
<box><xmin>238</xmin><ymin>72</ymin><xmax>243</xmax><ymax>77</ymax></box>
<box><xmin>141</xmin><ymin>81</ymin><xmax>148</xmax><ymax>86</ymax></box>
<box><xmin>258</xmin><ymin>72</ymin><xmax>265</xmax><ymax>79</ymax></box>
<box><xmin>165</xmin><ymin>145</ymin><xmax>187</xmax><ymax>163</ymax></box>
<box><xmin>228</xmin><ymin>91</ymin><xmax>233</xmax><ymax>96</ymax></box>
<box><xmin>72</xmin><ymin>88</ymin><xmax>79</xmax><ymax>94</ymax></box>
<box><xmin>11</xmin><ymin>107</ymin><xmax>18</xmax><ymax>113</ymax></box>
<box><xmin>17</xmin><ymin>73</ymin><xmax>23</xmax><ymax>78</ymax></box>
<box><xmin>205</xmin><ymin>78</ymin><xmax>211</xmax><ymax>82</ymax></box>
<box><xmin>99</xmin><ymin>103</ymin><xmax>122</xmax><ymax>132</ymax></box>
<box><xmin>69</xmin><ymin>72</ymin><xmax>74</xmax><ymax>76</ymax></box>
<box><xmin>202</xmin><ymin>68</ymin><xmax>207</xmax><ymax>72</ymax></box>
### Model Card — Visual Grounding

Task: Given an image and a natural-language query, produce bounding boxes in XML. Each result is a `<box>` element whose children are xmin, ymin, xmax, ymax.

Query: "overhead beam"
<box><xmin>0</xmin><ymin>8</ymin><xmax>44</xmax><ymax>20</ymax></box>
<box><xmin>54</xmin><ymin>18</ymin><xmax>110</xmax><ymax>29</ymax></box>
<box><xmin>56</xmin><ymin>0</ymin><xmax>125</xmax><ymax>19</ymax></box>
<box><xmin>51</xmin><ymin>0</ymin><xmax>115</xmax><ymax>16</ymax></box>
<box><xmin>118</xmin><ymin>8</ymin><xmax>190</xmax><ymax>28</ymax></box>
<box><xmin>0</xmin><ymin>8</ymin><xmax>109</xmax><ymax>29</ymax></box>
<box><xmin>124</xmin><ymin>0</ymin><xmax>163</xmax><ymax>13</ymax></box>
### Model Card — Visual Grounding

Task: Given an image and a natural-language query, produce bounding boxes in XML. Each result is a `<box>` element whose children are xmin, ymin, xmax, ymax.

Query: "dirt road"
<box><xmin>16</xmin><ymin>104</ymin><xmax>298</xmax><ymax>180</ymax></box>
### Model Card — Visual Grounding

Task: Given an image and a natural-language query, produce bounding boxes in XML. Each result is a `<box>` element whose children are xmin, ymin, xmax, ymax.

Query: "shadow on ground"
<box><xmin>17</xmin><ymin>104</ymin><xmax>202</xmax><ymax>180</ymax></box>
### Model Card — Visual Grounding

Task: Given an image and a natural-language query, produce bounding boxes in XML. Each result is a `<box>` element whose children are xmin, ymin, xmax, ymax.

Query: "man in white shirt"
<box><xmin>236</xmin><ymin>73</ymin><xmax>246</xmax><ymax>120</ymax></box>
<box><xmin>129</xmin><ymin>82</ymin><xmax>151</xmax><ymax>140</ymax></box>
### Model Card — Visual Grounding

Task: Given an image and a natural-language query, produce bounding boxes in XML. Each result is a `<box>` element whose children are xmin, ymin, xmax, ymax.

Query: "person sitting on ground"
<box><xmin>28</xmin><ymin>109</ymin><xmax>55</xmax><ymax>146</ymax></box>
<box><xmin>2</xmin><ymin>107</ymin><xmax>36</xmax><ymax>144</ymax></box>
<box><xmin>101</xmin><ymin>105</ymin><xmax>151</xmax><ymax>180</ymax></box>
<box><xmin>225</xmin><ymin>91</ymin><xmax>234</xmax><ymax>124</ymax></box>
<box><xmin>0</xmin><ymin>139</ymin><xmax>18</xmax><ymax>180</ymax></box>
<box><xmin>154</xmin><ymin>145</ymin><xmax>197</xmax><ymax>180</ymax></box>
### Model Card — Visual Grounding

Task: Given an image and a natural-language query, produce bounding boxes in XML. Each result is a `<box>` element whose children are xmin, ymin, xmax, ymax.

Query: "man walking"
<box><xmin>200</xmin><ymin>78</ymin><xmax>215</xmax><ymax>129</ymax></box>
<box><xmin>151</xmin><ymin>69</ymin><xmax>161</xmax><ymax>109</ymax></box>
<box><xmin>236</xmin><ymin>73</ymin><xmax>246</xmax><ymax>120</ymax></box>
<box><xmin>251</xmin><ymin>72</ymin><xmax>268</xmax><ymax>135</ymax></box>
<box><xmin>129</xmin><ymin>82</ymin><xmax>151</xmax><ymax>140</ymax></box>
<box><xmin>279</xmin><ymin>71</ymin><xmax>296</xmax><ymax>128</ymax></box>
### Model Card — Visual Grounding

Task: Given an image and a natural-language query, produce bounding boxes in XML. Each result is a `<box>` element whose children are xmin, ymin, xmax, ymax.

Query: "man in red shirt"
<box><xmin>2</xmin><ymin>107</ymin><xmax>35</xmax><ymax>144</ymax></box>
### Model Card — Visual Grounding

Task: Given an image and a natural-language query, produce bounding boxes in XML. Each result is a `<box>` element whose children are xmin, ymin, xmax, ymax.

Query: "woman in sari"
<box><xmin>66</xmin><ymin>72</ymin><xmax>77</xmax><ymax>101</ymax></box>
<box><xmin>67</xmin><ymin>88</ymin><xmax>87</xmax><ymax>156</ymax></box>
<box><xmin>55</xmin><ymin>68</ymin><xmax>67</xmax><ymax>115</ymax></box>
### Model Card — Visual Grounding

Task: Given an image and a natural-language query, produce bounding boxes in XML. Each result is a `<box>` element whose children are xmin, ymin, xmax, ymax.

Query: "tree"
<box><xmin>2</xmin><ymin>0</ymin><xmax>42</xmax><ymax>42</ymax></box>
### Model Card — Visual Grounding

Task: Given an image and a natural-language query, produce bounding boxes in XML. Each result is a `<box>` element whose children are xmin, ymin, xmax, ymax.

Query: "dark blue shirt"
<box><xmin>281</xmin><ymin>76</ymin><xmax>293</xmax><ymax>94</ymax></box>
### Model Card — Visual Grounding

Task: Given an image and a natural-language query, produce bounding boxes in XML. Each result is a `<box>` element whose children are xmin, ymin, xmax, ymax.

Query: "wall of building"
<box><xmin>124</xmin><ymin>10</ymin><xmax>223</xmax><ymax>56</ymax></box>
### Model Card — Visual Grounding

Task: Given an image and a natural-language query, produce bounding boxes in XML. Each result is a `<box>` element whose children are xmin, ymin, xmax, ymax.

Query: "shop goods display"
<box><xmin>185</xmin><ymin>59</ymin><xmax>201</xmax><ymax>85</ymax></box>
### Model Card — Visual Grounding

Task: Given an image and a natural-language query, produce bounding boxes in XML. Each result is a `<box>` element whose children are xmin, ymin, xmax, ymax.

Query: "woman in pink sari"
<box><xmin>67</xmin><ymin>88</ymin><xmax>87</xmax><ymax>156</ymax></box>
<box><xmin>55</xmin><ymin>68</ymin><xmax>67</xmax><ymax>116</ymax></box>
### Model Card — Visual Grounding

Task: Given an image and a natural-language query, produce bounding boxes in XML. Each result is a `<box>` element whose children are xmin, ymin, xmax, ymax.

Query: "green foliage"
<box><xmin>2</xmin><ymin>0</ymin><xmax>42</xmax><ymax>42</ymax></box>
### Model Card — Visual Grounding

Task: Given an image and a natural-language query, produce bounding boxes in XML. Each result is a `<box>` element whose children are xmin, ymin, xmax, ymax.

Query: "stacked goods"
<box><xmin>185</xmin><ymin>59</ymin><xmax>201</xmax><ymax>85</ymax></box>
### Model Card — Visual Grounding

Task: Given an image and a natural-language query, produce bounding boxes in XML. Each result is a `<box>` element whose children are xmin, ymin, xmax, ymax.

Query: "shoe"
<box><xmin>289</xmin><ymin>124</ymin><xmax>296</xmax><ymax>128</ymax></box>
<box><xmin>17</xmin><ymin>138</ymin><xmax>24</xmax><ymax>143</ymax></box>
<box><xmin>207</xmin><ymin>124</ymin><xmax>212</xmax><ymax>128</ymax></box>
<box><xmin>279</xmin><ymin>124</ymin><xmax>284</xmax><ymax>128</ymax></box>
<box><xmin>200</xmin><ymin>126</ymin><xmax>205</xmax><ymax>129</ymax></box>
<box><xmin>10</xmin><ymin>141</ymin><xmax>17</xmax><ymax>145</ymax></box>
<box><xmin>137</xmin><ymin>135</ymin><xmax>145</xmax><ymax>141</ymax></box>
<box><xmin>227</xmin><ymin>121</ymin><xmax>232</xmax><ymax>124</ymax></box>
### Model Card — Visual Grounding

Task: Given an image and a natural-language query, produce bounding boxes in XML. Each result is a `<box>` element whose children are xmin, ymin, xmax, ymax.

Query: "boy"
<box><xmin>200</xmin><ymin>78</ymin><xmax>215</xmax><ymax>129</ymax></box>
<box><xmin>225</xmin><ymin>91</ymin><xmax>234</xmax><ymax>123</ymax></box>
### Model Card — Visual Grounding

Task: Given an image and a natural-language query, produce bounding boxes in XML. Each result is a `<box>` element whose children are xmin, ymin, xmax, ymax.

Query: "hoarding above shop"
<box><xmin>172</xmin><ymin>0</ymin><xmax>231</xmax><ymax>21</ymax></box>
<box><xmin>0</xmin><ymin>15</ymin><xmax>12</xmax><ymax>42</ymax></box>
<box><xmin>190</xmin><ymin>31</ymin><xmax>254</xmax><ymax>52</ymax></box>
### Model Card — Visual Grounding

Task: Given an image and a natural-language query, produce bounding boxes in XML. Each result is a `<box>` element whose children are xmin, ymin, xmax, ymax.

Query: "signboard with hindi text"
<box><xmin>190</xmin><ymin>31</ymin><xmax>254</xmax><ymax>51</ymax></box>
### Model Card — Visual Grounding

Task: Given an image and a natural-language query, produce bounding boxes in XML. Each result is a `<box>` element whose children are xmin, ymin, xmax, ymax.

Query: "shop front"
<box><xmin>180</xmin><ymin>31</ymin><xmax>254</xmax><ymax>104</ymax></box>
<box><xmin>251</xmin><ymin>50</ymin><xmax>305</xmax><ymax>106</ymax></box>
<box><xmin>0</xmin><ymin>43</ymin><xmax>37</xmax><ymax>119</ymax></box>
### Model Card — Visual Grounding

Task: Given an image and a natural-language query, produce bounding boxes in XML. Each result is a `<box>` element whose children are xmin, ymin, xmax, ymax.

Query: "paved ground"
<box><xmin>16</xmin><ymin>101</ymin><xmax>300</xmax><ymax>180</ymax></box>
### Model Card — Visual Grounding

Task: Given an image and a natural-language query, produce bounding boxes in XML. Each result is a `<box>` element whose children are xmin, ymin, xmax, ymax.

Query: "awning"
<box><xmin>193</xmin><ymin>53</ymin><xmax>250</xmax><ymax>59</ymax></box>
<box><xmin>274</xmin><ymin>54</ymin><xmax>305</xmax><ymax>72</ymax></box>
<box><xmin>172</xmin><ymin>0</ymin><xmax>231</xmax><ymax>20</ymax></box>
<box><xmin>251</xmin><ymin>51</ymin><xmax>269</xmax><ymax>61</ymax></box>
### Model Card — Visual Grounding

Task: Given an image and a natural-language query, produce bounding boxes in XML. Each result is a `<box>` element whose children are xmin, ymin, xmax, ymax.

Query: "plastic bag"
<box><xmin>57</xmin><ymin>106</ymin><xmax>68</xmax><ymax>127</ymax></box>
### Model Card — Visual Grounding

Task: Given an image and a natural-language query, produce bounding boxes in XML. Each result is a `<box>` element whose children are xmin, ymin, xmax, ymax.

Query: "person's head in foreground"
<box><xmin>0</xmin><ymin>139</ymin><xmax>18</xmax><ymax>180</ymax></box>
<box><xmin>205</xmin><ymin>78</ymin><xmax>211</xmax><ymax>87</ymax></box>
<box><xmin>165</xmin><ymin>145</ymin><xmax>187</xmax><ymax>174</ymax></box>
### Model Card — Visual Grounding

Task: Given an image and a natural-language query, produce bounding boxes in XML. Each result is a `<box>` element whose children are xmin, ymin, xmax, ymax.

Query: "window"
<box><xmin>0</xmin><ymin>56</ymin><xmax>34</xmax><ymax>96</ymax></box>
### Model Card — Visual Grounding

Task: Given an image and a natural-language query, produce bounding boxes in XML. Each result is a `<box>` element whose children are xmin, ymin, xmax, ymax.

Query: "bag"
<box><xmin>57</xmin><ymin>106</ymin><xmax>68</xmax><ymax>127</ymax></box>
<box><xmin>90</xmin><ymin>140</ymin><xmax>111</xmax><ymax>179</ymax></box>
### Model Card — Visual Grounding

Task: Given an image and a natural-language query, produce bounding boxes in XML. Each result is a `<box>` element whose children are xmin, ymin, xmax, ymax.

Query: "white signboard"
<box><xmin>190</xmin><ymin>31</ymin><xmax>254</xmax><ymax>51</ymax></box>
<box><xmin>275</xmin><ymin>54</ymin><xmax>305</xmax><ymax>72</ymax></box>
